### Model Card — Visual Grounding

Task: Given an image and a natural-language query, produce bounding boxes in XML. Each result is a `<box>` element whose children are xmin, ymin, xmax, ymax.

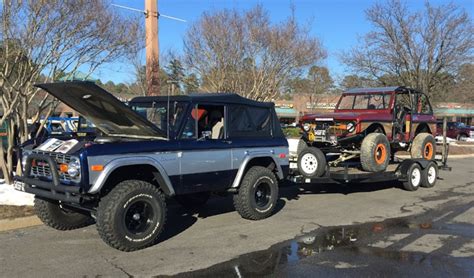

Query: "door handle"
<box><xmin>224</xmin><ymin>140</ymin><xmax>232</xmax><ymax>144</ymax></box>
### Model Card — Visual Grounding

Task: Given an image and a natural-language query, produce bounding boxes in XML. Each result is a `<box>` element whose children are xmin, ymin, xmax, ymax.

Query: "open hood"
<box><xmin>35</xmin><ymin>82</ymin><xmax>166</xmax><ymax>139</ymax></box>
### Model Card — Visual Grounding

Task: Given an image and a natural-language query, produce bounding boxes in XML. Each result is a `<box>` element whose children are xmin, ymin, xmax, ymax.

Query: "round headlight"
<box><xmin>67</xmin><ymin>157</ymin><xmax>81</xmax><ymax>178</ymax></box>
<box><xmin>303</xmin><ymin>124</ymin><xmax>310</xmax><ymax>132</ymax></box>
<box><xmin>347</xmin><ymin>122</ymin><xmax>356</xmax><ymax>133</ymax></box>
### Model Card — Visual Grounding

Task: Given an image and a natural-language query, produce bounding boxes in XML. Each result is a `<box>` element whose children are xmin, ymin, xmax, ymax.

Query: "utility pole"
<box><xmin>145</xmin><ymin>0</ymin><xmax>160</xmax><ymax>96</ymax></box>
<box><xmin>111</xmin><ymin>1</ymin><xmax>185</xmax><ymax>96</ymax></box>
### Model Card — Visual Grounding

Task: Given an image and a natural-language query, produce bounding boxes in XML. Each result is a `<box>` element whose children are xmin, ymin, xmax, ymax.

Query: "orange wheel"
<box><xmin>374</xmin><ymin>143</ymin><xmax>387</xmax><ymax>165</ymax></box>
<box><xmin>424</xmin><ymin>142</ymin><xmax>433</xmax><ymax>160</ymax></box>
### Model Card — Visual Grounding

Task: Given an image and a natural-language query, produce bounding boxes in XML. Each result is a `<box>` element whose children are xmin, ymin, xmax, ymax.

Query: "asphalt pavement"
<box><xmin>0</xmin><ymin>158</ymin><xmax>473</xmax><ymax>277</ymax></box>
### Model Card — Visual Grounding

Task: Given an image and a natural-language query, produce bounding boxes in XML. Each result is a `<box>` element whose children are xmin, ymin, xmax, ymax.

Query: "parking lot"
<box><xmin>0</xmin><ymin>157</ymin><xmax>473</xmax><ymax>277</ymax></box>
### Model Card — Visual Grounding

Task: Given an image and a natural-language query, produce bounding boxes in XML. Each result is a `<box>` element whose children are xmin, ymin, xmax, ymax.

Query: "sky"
<box><xmin>96</xmin><ymin>0</ymin><xmax>474</xmax><ymax>84</ymax></box>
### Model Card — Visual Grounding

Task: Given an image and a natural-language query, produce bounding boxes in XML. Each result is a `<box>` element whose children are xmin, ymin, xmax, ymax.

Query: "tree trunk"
<box><xmin>0</xmin><ymin>143</ymin><xmax>12</xmax><ymax>185</ymax></box>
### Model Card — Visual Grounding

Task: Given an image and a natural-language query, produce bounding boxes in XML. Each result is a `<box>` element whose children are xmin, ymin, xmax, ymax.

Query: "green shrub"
<box><xmin>282</xmin><ymin>127</ymin><xmax>301</xmax><ymax>138</ymax></box>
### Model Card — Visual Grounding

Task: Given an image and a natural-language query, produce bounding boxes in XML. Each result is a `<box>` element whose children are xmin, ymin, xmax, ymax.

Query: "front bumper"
<box><xmin>14</xmin><ymin>153</ymin><xmax>85</xmax><ymax>203</ymax></box>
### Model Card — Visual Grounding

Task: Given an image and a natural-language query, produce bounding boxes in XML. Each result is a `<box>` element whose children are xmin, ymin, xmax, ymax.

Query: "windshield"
<box><xmin>337</xmin><ymin>94</ymin><xmax>391</xmax><ymax>110</ymax></box>
<box><xmin>131</xmin><ymin>101</ymin><xmax>188</xmax><ymax>138</ymax></box>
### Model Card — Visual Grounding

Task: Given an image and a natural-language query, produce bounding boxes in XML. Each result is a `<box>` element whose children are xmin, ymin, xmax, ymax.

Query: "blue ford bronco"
<box><xmin>14</xmin><ymin>81</ymin><xmax>289</xmax><ymax>251</ymax></box>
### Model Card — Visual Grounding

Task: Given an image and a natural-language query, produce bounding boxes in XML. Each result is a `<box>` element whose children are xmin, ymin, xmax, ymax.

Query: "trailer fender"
<box><xmin>397</xmin><ymin>159</ymin><xmax>431</xmax><ymax>180</ymax></box>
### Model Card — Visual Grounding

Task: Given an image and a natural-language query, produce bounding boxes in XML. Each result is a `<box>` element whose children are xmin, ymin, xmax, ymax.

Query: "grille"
<box><xmin>30</xmin><ymin>151</ymin><xmax>77</xmax><ymax>182</ymax></box>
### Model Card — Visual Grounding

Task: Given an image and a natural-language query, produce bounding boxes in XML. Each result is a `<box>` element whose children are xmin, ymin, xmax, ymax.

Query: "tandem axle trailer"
<box><xmin>287</xmin><ymin>131</ymin><xmax>451</xmax><ymax>191</ymax></box>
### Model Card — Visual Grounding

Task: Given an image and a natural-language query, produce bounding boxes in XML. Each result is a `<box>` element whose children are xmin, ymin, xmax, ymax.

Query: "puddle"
<box><xmin>161</xmin><ymin>202</ymin><xmax>474</xmax><ymax>277</ymax></box>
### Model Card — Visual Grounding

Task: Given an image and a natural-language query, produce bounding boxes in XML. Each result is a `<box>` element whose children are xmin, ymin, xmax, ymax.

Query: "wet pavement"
<box><xmin>169</xmin><ymin>200</ymin><xmax>474</xmax><ymax>277</ymax></box>
<box><xmin>0</xmin><ymin>158</ymin><xmax>473</xmax><ymax>277</ymax></box>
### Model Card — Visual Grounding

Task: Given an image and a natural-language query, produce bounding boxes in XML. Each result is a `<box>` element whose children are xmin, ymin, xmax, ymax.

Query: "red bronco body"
<box><xmin>297</xmin><ymin>87</ymin><xmax>437</xmax><ymax>176</ymax></box>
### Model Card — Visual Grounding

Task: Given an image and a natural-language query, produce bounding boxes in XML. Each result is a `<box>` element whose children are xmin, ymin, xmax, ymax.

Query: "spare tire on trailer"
<box><xmin>360</xmin><ymin>133</ymin><xmax>391</xmax><ymax>172</ymax></box>
<box><xmin>411</xmin><ymin>133</ymin><xmax>436</xmax><ymax>160</ymax></box>
<box><xmin>296</xmin><ymin>139</ymin><xmax>307</xmax><ymax>156</ymax></box>
<box><xmin>297</xmin><ymin>147</ymin><xmax>326</xmax><ymax>178</ymax></box>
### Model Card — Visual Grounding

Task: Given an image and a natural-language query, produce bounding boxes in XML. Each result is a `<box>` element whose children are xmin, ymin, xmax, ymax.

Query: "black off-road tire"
<box><xmin>297</xmin><ymin>147</ymin><xmax>326</xmax><ymax>178</ymax></box>
<box><xmin>34</xmin><ymin>197</ymin><xmax>94</xmax><ymax>230</ymax></box>
<box><xmin>402</xmin><ymin>163</ymin><xmax>422</xmax><ymax>191</ymax></box>
<box><xmin>360</xmin><ymin>133</ymin><xmax>391</xmax><ymax>172</ymax></box>
<box><xmin>421</xmin><ymin>161</ymin><xmax>438</xmax><ymax>188</ymax></box>
<box><xmin>96</xmin><ymin>180</ymin><xmax>167</xmax><ymax>252</ymax></box>
<box><xmin>411</xmin><ymin>133</ymin><xmax>436</xmax><ymax>160</ymax></box>
<box><xmin>175</xmin><ymin>192</ymin><xmax>211</xmax><ymax>209</ymax></box>
<box><xmin>233</xmin><ymin>166</ymin><xmax>279</xmax><ymax>220</ymax></box>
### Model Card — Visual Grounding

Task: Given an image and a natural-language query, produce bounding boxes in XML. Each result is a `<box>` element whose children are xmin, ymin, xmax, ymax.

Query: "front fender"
<box><xmin>87</xmin><ymin>156</ymin><xmax>175</xmax><ymax>196</ymax></box>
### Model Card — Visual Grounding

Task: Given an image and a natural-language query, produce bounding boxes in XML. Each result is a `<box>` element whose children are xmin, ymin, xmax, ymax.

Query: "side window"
<box><xmin>180</xmin><ymin>109</ymin><xmax>198</xmax><ymax>139</ymax></box>
<box><xmin>229</xmin><ymin>105</ymin><xmax>253</xmax><ymax>136</ymax></box>
<box><xmin>353</xmin><ymin>95</ymin><xmax>369</xmax><ymax>109</ymax></box>
<box><xmin>338</xmin><ymin>95</ymin><xmax>355</xmax><ymax>109</ymax></box>
<box><xmin>249</xmin><ymin>107</ymin><xmax>271</xmax><ymax>133</ymax></box>
<box><xmin>180</xmin><ymin>104</ymin><xmax>225</xmax><ymax>140</ymax></box>
<box><xmin>368</xmin><ymin>94</ymin><xmax>386</xmax><ymax>109</ymax></box>
<box><xmin>228</xmin><ymin>105</ymin><xmax>271</xmax><ymax>138</ymax></box>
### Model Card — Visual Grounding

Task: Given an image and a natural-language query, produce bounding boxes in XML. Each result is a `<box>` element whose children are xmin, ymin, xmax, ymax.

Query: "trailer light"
<box><xmin>91</xmin><ymin>165</ymin><xmax>104</xmax><ymax>171</ymax></box>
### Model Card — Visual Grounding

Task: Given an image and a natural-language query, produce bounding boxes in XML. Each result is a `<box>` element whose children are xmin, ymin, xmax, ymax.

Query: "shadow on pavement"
<box><xmin>158</xmin><ymin>179</ymin><xmax>398</xmax><ymax>244</ymax></box>
<box><xmin>279</xmin><ymin>179</ymin><xmax>401</xmax><ymax>201</ymax></box>
<box><xmin>159</xmin><ymin>196</ymin><xmax>286</xmax><ymax>243</ymax></box>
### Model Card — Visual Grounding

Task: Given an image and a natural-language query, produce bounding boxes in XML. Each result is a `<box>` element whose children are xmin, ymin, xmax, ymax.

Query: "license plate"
<box><xmin>290</xmin><ymin>162</ymin><xmax>297</xmax><ymax>169</ymax></box>
<box><xmin>13</xmin><ymin>181</ymin><xmax>26</xmax><ymax>192</ymax></box>
<box><xmin>315</xmin><ymin>130</ymin><xmax>326</xmax><ymax>136</ymax></box>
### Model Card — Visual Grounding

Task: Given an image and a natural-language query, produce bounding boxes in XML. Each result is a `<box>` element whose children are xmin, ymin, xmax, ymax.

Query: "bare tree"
<box><xmin>184</xmin><ymin>5</ymin><xmax>326</xmax><ymax>101</ymax></box>
<box><xmin>0</xmin><ymin>0</ymin><xmax>142</xmax><ymax>183</ymax></box>
<box><xmin>450</xmin><ymin>63</ymin><xmax>474</xmax><ymax>102</ymax></box>
<box><xmin>308</xmin><ymin>66</ymin><xmax>333</xmax><ymax>93</ymax></box>
<box><xmin>341</xmin><ymin>0</ymin><xmax>473</xmax><ymax>99</ymax></box>
<box><xmin>339</xmin><ymin>75</ymin><xmax>378</xmax><ymax>90</ymax></box>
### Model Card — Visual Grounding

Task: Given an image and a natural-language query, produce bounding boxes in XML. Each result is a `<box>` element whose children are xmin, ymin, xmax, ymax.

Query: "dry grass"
<box><xmin>0</xmin><ymin>205</ymin><xmax>35</xmax><ymax>220</ymax></box>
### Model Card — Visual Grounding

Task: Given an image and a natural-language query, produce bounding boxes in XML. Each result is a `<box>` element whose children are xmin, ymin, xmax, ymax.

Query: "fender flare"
<box><xmin>231</xmin><ymin>152</ymin><xmax>284</xmax><ymax>188</ymax></box>
<box><xmin>87</xmin><ymin>156</ymin><xmax>175</xmax><ymax>196</ymax></box>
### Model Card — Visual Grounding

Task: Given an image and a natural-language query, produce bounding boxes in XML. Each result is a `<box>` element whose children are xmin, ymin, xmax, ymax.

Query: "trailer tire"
<box><xmin>96</xmin><ymin>180</ymin><xmax>167</xmax><ymax>251</ymax></box>
<box><xmin>233</xmin><ymin>166</ymin><xmax>278</xmax><ymax>220</ymax></box>
<box><xmin>361</xmin><ymin>133</ymin><xmax>391</xmax><ymax>172</ymax></box>
<box><xmin>411</xmin><ymin>133</ymin><xmax>436</xmax><ymax>160</ymax></box>
<box><xmin>297</xmin><ymin>147</ymin><xmax>326</xmax><ymax>178</ymax></box>
<box><xmin>34</xmin><ymin>197</ymin><xmax>94</xmax><ymax>230</ymax></box>
<box><xmin>402</xmin><ymin>163</ymin><xmax>422</xmax><ymax>191</ymax></box>
<box><xmin>421</xmin><ymin>161</ymin><xmax>438</xmax><ymax>188</ymax></box>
